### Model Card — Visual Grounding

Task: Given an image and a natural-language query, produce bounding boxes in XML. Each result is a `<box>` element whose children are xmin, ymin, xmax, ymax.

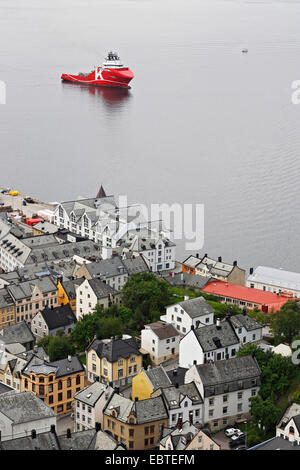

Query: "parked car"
<box><xmin>225</xmin><ymin>427</ymin><xmax>239</xmax><ymax>437</ymax></box>
<box><xmin>25</xmin><ymin>197</ymin><xmax>35</xmax><ymax>203</ymax></box>
<box><xmin>230</xmin><ymin>436</ymin><xmax>246</xmax><ymax>448</ymax></box>
<box><xmin>235</xmin><ymin>445</ymin><xmax>247</xmax><ymax>450</ymax></box>
<box><xmin>231</xmin><ymin>433</ymin><xmax>245</xmax><ymax>442</ymax></box>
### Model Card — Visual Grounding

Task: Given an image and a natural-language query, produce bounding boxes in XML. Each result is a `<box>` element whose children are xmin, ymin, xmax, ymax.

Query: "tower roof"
<box><xmin>96</xmin><ymin>185</ymin><xmax>107</xmax><ymax>198</ymax></box>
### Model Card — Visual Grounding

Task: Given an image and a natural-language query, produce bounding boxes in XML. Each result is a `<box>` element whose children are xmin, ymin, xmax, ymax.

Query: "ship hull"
<box><xmin>61</xmin><ymin>68</ymin><xmax>134</xmax><ymax>89</ymax></box>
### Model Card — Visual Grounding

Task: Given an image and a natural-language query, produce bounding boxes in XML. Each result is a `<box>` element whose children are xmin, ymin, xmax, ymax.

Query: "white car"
<box><xmin>231</xmin><ymin>432</ymin><xmax>245</xmax><ymax>441</ymax></box>
<box><xmin>225</xmin><ymin>428</ymin><xmax>239</xmax><ymax>437</ymax></box>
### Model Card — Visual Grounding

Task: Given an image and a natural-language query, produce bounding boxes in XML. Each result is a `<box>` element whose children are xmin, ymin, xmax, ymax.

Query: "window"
<box><xmin>58</xmin><ymin>393</ymin><xmax>63</xmax><ymax>402</ymax></box>
<box><xmin>129</xmin><ymin>429</ymin><xmax>134</xmax><ymax>437</ymax></box>
<box><xmin>58</xmin><ymin>380</ymin><xmax>62</xmax><ymax>390</ymax></box>
<box><xmin>76</xmin><ymin>375</ymin><xmax>81</xmax><ymax>385</ymax></box>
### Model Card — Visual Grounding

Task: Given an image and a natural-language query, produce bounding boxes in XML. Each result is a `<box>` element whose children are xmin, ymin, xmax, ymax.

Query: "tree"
<box><xmin>270</xmin><ymin>301</ymin><xmax>300</xmax><ymax>345</ymax></box>
<box><xmin>47</xmin><ymin>335</ymin><xmax>75</xmax><ymax>362</ymax></box>
<box><xmin>71</xmin><ymin>313</ymin><xmax>102</xmax><ymax>351</ymax></box>
<box><xmin>97</xmin><ymin>316</ymin><xmax>123</xmax><ymax>339</ymax></box>
<box><xmin>121</xmin><ymin>273</ymin><xmax>172</xmax><ymax>327</ymax></box>
<box><xmin>250</xmin><ymin>396</ymin><xmax>281</xmax><ymax>432</ymax></box>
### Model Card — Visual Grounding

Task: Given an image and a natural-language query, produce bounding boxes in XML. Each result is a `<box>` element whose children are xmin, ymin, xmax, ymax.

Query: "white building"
<box><xmin>228</xmin><ymin>313</ymin><xmax>263</xmax><ymax>345</ymax></box>
<box><xmin>141</xmin><ymin>321</ymin><xmax>180</xmax><ymax>365</ymax></box>
<box><xmin>161</xmin><ymin>296</ymin><xmax>215</xmax><ymax>335</ymax></box>
<box><xmin>155</xmin><ymin>382</ymin><xmax>204</xmax><ymax>427</ymax></box>
<box><xmin>276</xmin><ymin>403</ymin><xmax>300</xmax><ymax>445</ymax></box>
<box><xmin>179</xmin><ymin>319</ymin><xmax>240</xmax><ymax>368</ymax></box>
<box><xmin>74</xmin><ymin>381</ymin><xmax>114</xmax><ymax>431</ymax></box>
<box><xmin>0</xmin><ymin>391</ymin><xmax>56</xmax><ymax>441</ymax></box>
<box><xmin>76</xmin><ymin>278</ymin><xmax>120</xmax><ymax>320</ymax></box>
<box><xmin>247</xmin><ymin>265</ymin><xmax>300</xmax><ymax>298</ymax></box>
<box><xmin>185</xmin><ymin>355</ymin><xmax>261</xmax><ymax>431</ymax></box>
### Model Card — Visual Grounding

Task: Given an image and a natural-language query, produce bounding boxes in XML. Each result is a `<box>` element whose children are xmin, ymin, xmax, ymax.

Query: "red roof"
<box><xmin>202</xmin><ymin>281</ymin><xmax>289</xmax><ymax>312</ymax></box>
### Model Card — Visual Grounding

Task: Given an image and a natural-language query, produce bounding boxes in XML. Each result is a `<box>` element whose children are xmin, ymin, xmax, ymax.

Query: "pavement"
<box><xmin>211</xmin><ymin>430</ymin><xmax>232</xmax><ymax>450</ymax></box>
<box><xmin>0</xmin><ymin>188</ymin><xmax>55</xmax><ymax>219</ymax></box>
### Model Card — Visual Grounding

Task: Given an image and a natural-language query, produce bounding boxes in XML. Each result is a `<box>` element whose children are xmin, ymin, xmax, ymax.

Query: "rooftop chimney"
<box><xmin>193</xmin><ymin>360</ymin><xmax>197</xmax><ymax>365</ymax></box>
<box><xmin>233</xmin><ymin>260</ymin><xmax>237</xmax><ymax>267</ymax></box>
<box><xmin>135</xmin><ymin>397</ymin><xmax>139</xmax><ymax>402</ymax></box>
<box><xmin>175</xmin><ymin>382</ymin><xmax>179</xmax><ymax>389</ymax></box>
<box><xmin>218</xmin><ymin>256</ymin><xmax>222</xmax><ymax>262</ymax></box>
<box><xmin>189</xmin><ymin>411</ymin><xmax>193</xmax><ymax>425</ymax></box>
<box><xmin>31</xmin><ymin>429</ymin><xmax>36</xmax><ymax>439</ymax></box>
<box><xmin>191</xmin><ymin>325</ymin><xmax>195</xmax><ymax>331</ymax></box>
<box><xmin>114</xmin><ymin>387</ymin><xmax>120</xmax><ymax>395</ymax></box>
<box><xmin>216</xmin><ymin>318</ymin><xmax>221</xmax><ymax>329</ymax></box>
<box><xmin>196</xmin><ymin>253</ymin><xmax>199</xmax><ymax>259</ymax></box>
<box><xmin>250</xmin><ymin>267</ymin><xmax>254</xmax><ymax>275</ymax></box>
<box><xmin>184</xmin><ymin>295</ymin><xmax>189</xmax><ymax>301</ymax></box>
<box><xmin>50</xmin><ymin>425</ymin><xmax>55</xmax><ymax>434</ymax></box>
<box><xmin>173</xmin><ymin>369</ymin><xmax>177</xmax><ymax>376</ymax></box>
<box><xmin>67</xmin><ymin>355</ymin><xmax>72</xmax><ymax>362</ymax></box>
<box><xmin>67</xmin><ymin>428</ymin><xmax>71</xmax><ymax>439</ymax></box>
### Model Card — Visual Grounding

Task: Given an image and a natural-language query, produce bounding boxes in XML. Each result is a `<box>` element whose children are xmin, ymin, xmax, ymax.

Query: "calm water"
<box><xmin>1</xmin><ymin>0</ymin><xmax>300</xmax><ymax>272</ymax></box>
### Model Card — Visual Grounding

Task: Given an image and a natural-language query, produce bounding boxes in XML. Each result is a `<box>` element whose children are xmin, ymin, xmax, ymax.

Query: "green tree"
<box><xmin>71</xmin><ymin>312</ymin><xmax>101</xmax><ymax>351</ymax></box>
<box><xmin>47</xmin><ymin>335</ymin><xmax>75</xmax><ymax>362</ymax></box>
<box><xmin>249</xmin><ymin>396</ymin><xmax>281</xmax><ymax>432</ymax></box>
<box><xmin>121</xmin><ymin>272</ymin><xmax>172</xmax><ymax>327</ymax></box>
<box><xmin>270</xmin><ymin>301</ymin><xmax>300</xmax><ymax>345</ymax></box>
<box><xmin>97</xmin><ymin>316</ymin><xmax>123</xmax><ymax>339</ymax></box>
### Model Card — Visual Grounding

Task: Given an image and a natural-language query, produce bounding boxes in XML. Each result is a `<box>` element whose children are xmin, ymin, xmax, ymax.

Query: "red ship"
<box><xmin>61</xmin><ymin>52</ymin><xmax>134</xmax><ymax>89</ymax></box>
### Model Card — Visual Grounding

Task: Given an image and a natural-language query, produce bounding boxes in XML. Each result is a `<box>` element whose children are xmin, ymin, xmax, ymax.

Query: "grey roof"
<box><xmin>39</xmin><ymin>304</ymin><xmax>77</xmax><ymax>331</ymax></box>
<box><xmin>33</xmin><ymin>221</ymin><xmax>59</xmax><ymax>234</ymax></box>
<box><xmin>0</xmin><ymin>288</ymin><xmax>14</xmax><ymax>308</ymax></box>
<box><xmin>229</xmin><ymin>313</ymin><xmax>262</xmax><ymax>332</ymax></box>
<box><xmin>167</xmin><ymin>367</ymin><xmax>188</xmax><ymax>386</ymax></box>
<box><xmin>0</xmin><ymin>321</ymin><xmax>35</xmax><ymax>345</ymax></box>
<box><xmin>88</xmin><ymin>337</ymin><xmax>141</xmax><ymax>362</ymax></box>
<box><xmin>60</xmin><ymin>277</ymin><xmax>84</xmax><ymax>299</ymax></box>
<box><xmin>22</xmin><ymin>234</ymin><xmax>59</xmax><ymax>248</ymax></box>
<box><xmin>160</xmin><ymin>421</ymin><xmax>199</xmax><ymax>450</ymax></box>
<box><xmin>247</xmin><ymin>265</ymin><xmax>300</xmax><ymax>292</ymax></box>
<box><xmin>122</xmin><ymin>256</ymin><xmax>149</xmax><ymax>274</ymax></box>
<box><xmin>135</xmin><ymin>396</ymin><xmax>168</xmax><ymax>423</ymax></box>
<box><xmin>250</xmin><ymin>436</ymin><xmax>300</xmax><ymax>451</ymax></box>
<box><xmin>145</xmin><ymin>365</ymin><xmax>172</xmax><ymax>390</ymax></box>
<box><xmin>0</xmin><ymin>428</ymin><xmax>118</xmax><ymax>451</ymax></box>
<box><xmin>0</xmin><ymin>382</ymin><xmax>14</xmax><ymax>395</ymax></box>
<box><xmin>88</xmin><ymin>278</ymin><xmax>119</xmax><ymax>300</ymax></box>
<box><xmin>195</xmin><ymin>355</ymin><xmax>261</xmax><ymax>397</ymax></box>
<box><xmin>176</xmin><ymin>296</ymin><xmax>215</xmax><ymax>319</ymax></box>
<box><xmin>25</xmin><ymin>239</ymin><xmax>102</xmax><ymax>266</ymax></box>
<box><xmin>7</xmin><ymin>276</ymin><xmax>57</xmax><ymax>300</ymax></box>
<box><xmin>105</xmin><ymin>393</ymin><xmax>168</xmax><ymax>424</ymax></box>
<box><xmin>85</xmin><ymin>256</ymin><xmax>127</xmax><ymax>279</ymax></box>
<box><xmin>145</xmin><ymin>321</ymin><xmax>179</xmax><ymax>340</ymax></box>
<box><xmin>0</xmin><ymin>391</ymin><xmax>55</xmax><ymax>424</ymax></box>
<box><xmin>74</xmin><ymin>381</ymin><xmax>111</xmax><ymax>406</ymax></box>
<box><xmin>161</xmin><ymin>382</ymin><xmax>203</xmax><ymax>409</ymax></box>
<box><xmin>194</xmin><ymin>320</ymin><xmax>239</xmax><ymax>352</ymax></box>
<box><xmin>22</xmin><ymin>354</ymin><xmax>84</xmax><ymax>378</ymax></box>
<box><xmin>162</xmin><ymin>272</ymin><xmax>209</xmax><ymax>289</ymax></box>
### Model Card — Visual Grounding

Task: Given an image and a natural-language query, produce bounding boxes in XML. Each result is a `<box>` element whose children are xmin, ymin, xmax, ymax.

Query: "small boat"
<box><xmin>242</xmin><ymin>49</ymin><xmax>248</xmax><ymax>53</ymax></box>
<box><xmin>61</xmin><ymin>52</ymin><xmax>134</xmax><ymax>89</ymax></box>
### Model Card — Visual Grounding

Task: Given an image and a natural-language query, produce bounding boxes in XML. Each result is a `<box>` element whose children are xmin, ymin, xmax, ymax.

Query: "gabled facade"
<box><xmin>161</xmin><ymin>296</ymin><xmax>215</xmax><ymax>335</ymax></box>
<box><xmin>141</xmin><ymin>321</ymin><xmax>180</xmax><ymax>365</ymax></box>
<box><xmin>185</xmin><ymin>355</ymin><xmax>261</xmax><ymax>431</ymax></box>
<box><xmin>86</xmin><ymin>336</ymin><xmax>142</xmax><ymax>387</ymax></box>
<box><xmin>74</xmin><ymin>381</ymin><xmax>114</xmax><ymax>431</ymax></box>
<box><xmin>182</xmin><ymin>254</ymin><xmax>245</xmax><ymax>286</ymax></box>
<box><xmin>76</xmin><ymin>278</ymin><xmax>121</xmax><ymax>320</ymax></box>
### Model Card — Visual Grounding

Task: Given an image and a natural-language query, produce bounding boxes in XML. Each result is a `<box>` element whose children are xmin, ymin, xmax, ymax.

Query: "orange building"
<box><xmin>57</xmin><ymin>278</ymin><xmax>84</xmax><ymax>313</ymax></box>
<box><xmin>21</xmin><ymin>355</ymin><xmax>85</xmax><ymax>415</ymax></box>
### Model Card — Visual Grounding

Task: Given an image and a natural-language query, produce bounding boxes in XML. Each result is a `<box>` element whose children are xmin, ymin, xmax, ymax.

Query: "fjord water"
<box><xmin>1</xmin><ymin>0</ymin><xmax>300</xmax><ymax>271</ymax></box>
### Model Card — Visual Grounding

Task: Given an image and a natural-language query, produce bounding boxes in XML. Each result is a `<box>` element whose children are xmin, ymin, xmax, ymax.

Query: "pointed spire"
<box><xmin>96</xmin><ymin>185</ymin><xmax>107</xmax><ymax>199</ymax></box>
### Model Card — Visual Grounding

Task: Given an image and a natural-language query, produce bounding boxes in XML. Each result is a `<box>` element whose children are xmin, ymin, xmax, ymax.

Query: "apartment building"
<box><xmin>182</xmin><ymin>254</ymin><xmax>245</xmax><ymax>286</ymax></box>
<box><xmin>76</xmin><ymin>278</ymin><xmax>120</xmax><ymax>319</ymax></box>
<box><xmin>21</xmin><ymin>354</ymin><xmax>85</xmax><ymax>415</ymax></box>
<box><xmin>247</xmin><ymin>265</ymin><xmax>300</xmax><ymax>298</ymax></box>
<box><xmin>141</xmin><ymin>321</ymin><xmax>180</xmax><ymax>365</ymax></box>
<box><xmin>74</xmin><ymin>381</ymin><xmax>114</xmax><ymax>431</ymax></box>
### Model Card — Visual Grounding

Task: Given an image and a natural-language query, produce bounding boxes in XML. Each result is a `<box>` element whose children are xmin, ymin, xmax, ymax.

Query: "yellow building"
<box><xmin>86</xmin><ymin>336</ymin><xmax>142</xmax><ymax>387</ymax></box>
<box><xmin>103</xmin><ymin>393</ymin><xmax>168</xmax><ymax>450</ymax></box>
<box><xmin>132</xmin><ymin>365</ymin><xmax>172</xmax><ymax>401</ymax></box>
<box><xmin>21</xmin><ymin>355</ymin><xmax>85</xmax><ymax>415</ymax></box>
<box><xmin>57</xmin><ymin>278</ymin><xmax>84</xmax><ymax>313</ymax></box>
<box><xmin>0</xmin><ymin>289</ymin><xmax>16</xmax><ymax>329</ymax></box>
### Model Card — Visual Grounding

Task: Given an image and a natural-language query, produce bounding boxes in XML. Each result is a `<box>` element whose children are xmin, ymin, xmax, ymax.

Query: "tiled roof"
<box><xmin>39</xmin><ymin>304</ymin><xmax>76</xmax><ymax>331</ymax></box>
<box><xmin>88</xmin><ymin>337</ymin><xmax>141</xmax><ymax>363</ymax></box>
<box><xmin>145</xmin><ymin>321</ymin><xmax>179</xmax><ymax>340</ymax></box>
<box><xmin>176</xmin><ymin>296</ymin><xmax>215</xmax><ymax>319</ymax></box>
<box><xmin>0</xmin><ymin>391</ymin><xmax>55</xmax><ymax>424</ymax></box>
<box><xmin>194</xmin><ymin>320</ymin><xmax>239</xmax><ymax>352</ymax></box>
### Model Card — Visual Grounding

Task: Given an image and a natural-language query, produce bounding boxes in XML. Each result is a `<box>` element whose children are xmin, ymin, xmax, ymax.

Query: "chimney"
<box><xmin>193</xmin><ymin>360</ymin><xmax>197</xmax><ymax>365</ymax></box>
<box><xmin>216</xmin><ymin>318</ymin><xmax>221</xmax><ymax>329</ymax></box>
<box><xmin>184</xmin><ymin>295</ymin><xmax>189</xmax><ymax>301</ymax></box>
<box><xmin>175</xmin><ymin>382</ymin><xmax>179</xmax><ymax>389</ymax></box>
<box><xmin>173</xmin><ymin>369</ymin><xmax>177</xmax><ymax>376</ymax></box>
<box><xmin>196</xmin><ymin>253</ymin><xmax>199</xmax><ymax>259</ymax></box>
<box><xmin>191</xmin><ymin>325</ymin><xmax>195</xmax><ymax>331</ymax></box>
<box><xmin>218</xmin><ymin>256</ymin><xmax>222</xmax><ymax>262</ymax></box>
<box><xmin>31</xmin><ymin>429</ymin><xmax>36</xmax><ymax>439</ymax></box>
<box><xmin>67</xmin><ymin>355</ymin><xmax>72</xmax><ymax>362</ymax></box>
<box><xmin>204</xmin><ymin>253</ymin><xmax>207</xmax><ymax>258</ymax></box>
<box><xmin>95</xmin><ymin>422</ymin><xmax>101</xmax><ymax>432</ymax></box>
<box><xmin>177</xmin><ymin>417</ymin><xmax>183</xmax><ymax>431</ymax></box>
<box><xmin>233</xmin><ymin>260</ymin><xmax>237</xmax><ymax>267</ymax></box>
<box><xmin>67</xmin><ymin>428</ymin><xmax>71</xmax><ymax>439</ymax></box>
<box><xmin>50</xmin><ymin>425</ymin><xmax>55</xmax><ymax>434</ymax></box>
<box><xmin>135</xmin><ymin>397</ymin><xmax>139</xmax><ymax>402</ymax></box>
<box><xmin>114</xmin><ymin>386</ymin><xmax>120</xmax><ymax>395</ymax></box>
<box><xmin>189</xmin><ymin>411</ymin><xmax>193</xmax><ymax>425</ymax></box>
<box><xmin>250</xmin><ymin>267</ymin><xmax>254</xmax><ymax>275</ymax></box>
